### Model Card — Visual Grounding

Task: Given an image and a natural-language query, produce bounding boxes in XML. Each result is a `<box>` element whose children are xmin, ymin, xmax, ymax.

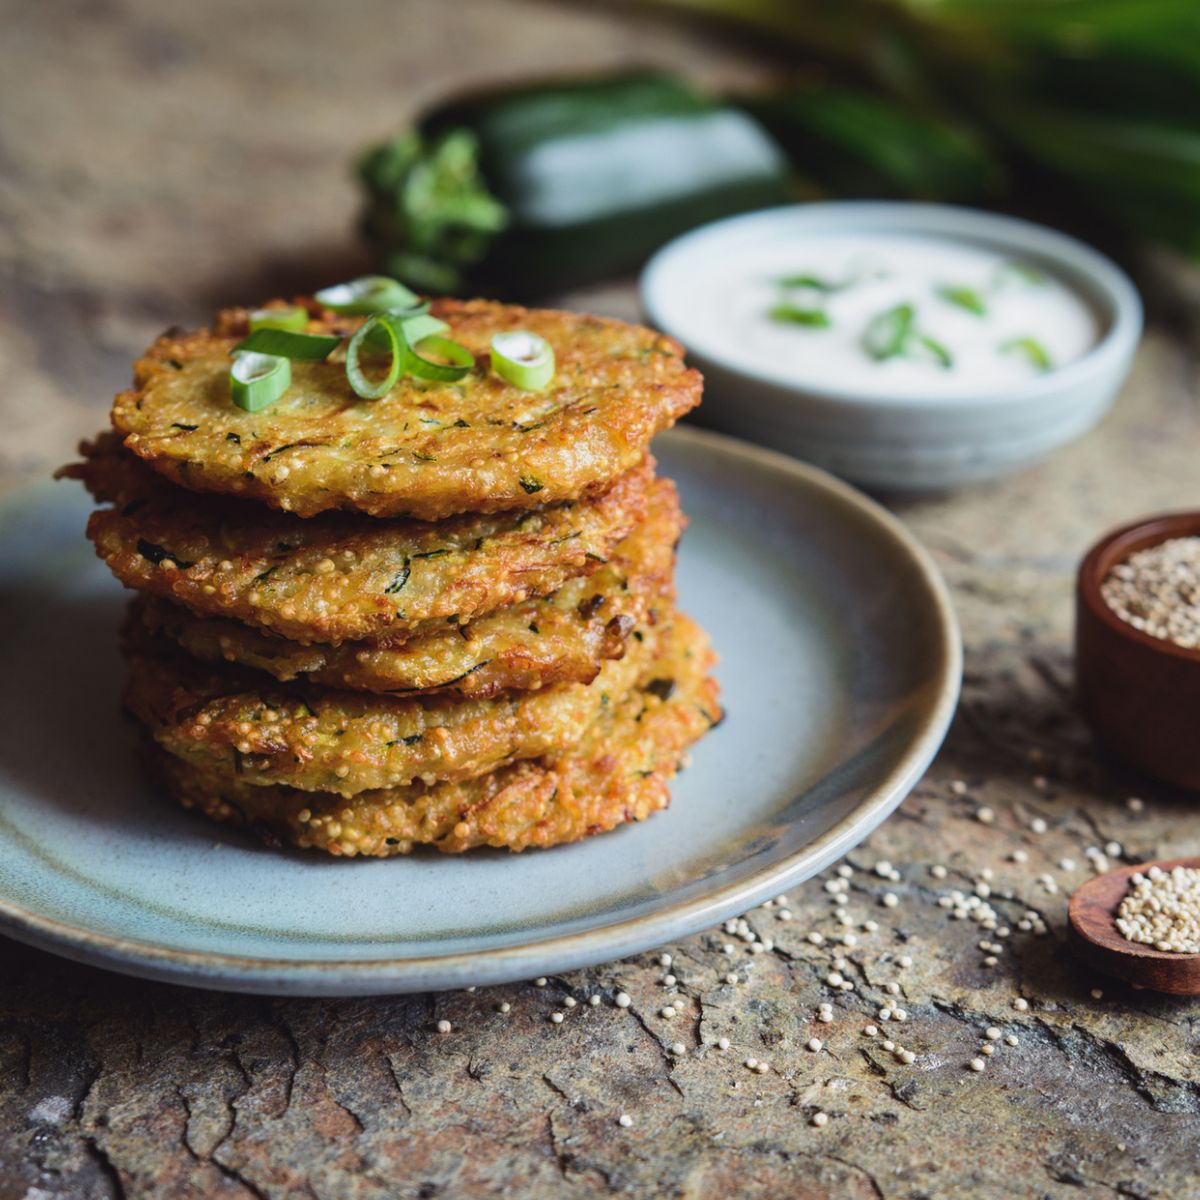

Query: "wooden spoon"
<box><xmin>1069</xmin><ymin>857</ymin><xmax>1200</xmax><ymax>995</ymax></box>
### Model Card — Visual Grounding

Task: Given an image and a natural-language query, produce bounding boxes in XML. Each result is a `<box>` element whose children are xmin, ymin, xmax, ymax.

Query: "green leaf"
<box><xmin>911</xmin><ymin>333</ymin><xmax>954</xmax><ymax>369</ymax></box>
<box><xmin>775</xmin><ymin>273</ymin><xmax>844</xmax><ymax>292</ymax></box>
<box><xmin>936</xmin><ymin>284</ymin><xmax>987</xmax><ymax>316</ymax></box>
<box><xmin>1000</xmin><ymin>337</ymin><xmax>1053</xmax><ymax>372</ymax></box>
<box><xmin>767</xmin><ymin>303</ymin><xmax>832</xmax><ymax>328</ymax></box>
<box><xmin>992</xmin><ymin>260</ymin><xmax>1045</xmax><ymax>290</ymax></box>
<box><xmin>862</xmin><ymin>303</ymin><xmax>915</xmax><ymax>361</ymax></box>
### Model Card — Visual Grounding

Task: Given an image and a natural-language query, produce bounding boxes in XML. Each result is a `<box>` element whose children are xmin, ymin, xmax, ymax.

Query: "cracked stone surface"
<box><xmin>3</xmin><ymin>2</ymin><xmax>1200</xmax><ymax>1197</ymax></box>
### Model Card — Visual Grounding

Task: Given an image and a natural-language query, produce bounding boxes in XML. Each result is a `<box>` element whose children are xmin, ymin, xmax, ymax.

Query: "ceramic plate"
<box><xmin>0</xmin><ymin>427</ymin><xmax>960</xmax><ymax>995</ymax></box>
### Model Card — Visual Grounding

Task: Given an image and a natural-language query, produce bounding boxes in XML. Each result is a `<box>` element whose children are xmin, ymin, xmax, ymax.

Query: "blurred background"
<box><xmin>3</xmin><ymin>0</ymin><xmax>1197</xmax><ymax>492</ymax></box>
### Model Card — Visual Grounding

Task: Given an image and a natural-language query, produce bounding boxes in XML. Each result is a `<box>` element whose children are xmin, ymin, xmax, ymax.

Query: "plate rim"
<box><xmin>0</xmin><ymin>425</ymin><xmax>962</xmax><ymax>995</ymax></box>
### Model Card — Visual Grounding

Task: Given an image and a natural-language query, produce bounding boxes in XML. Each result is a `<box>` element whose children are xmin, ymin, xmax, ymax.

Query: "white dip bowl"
<box><xmin>640</xmin><ymin>202</ymin><xmax>1142</xmax><ymax>490</ymax></box>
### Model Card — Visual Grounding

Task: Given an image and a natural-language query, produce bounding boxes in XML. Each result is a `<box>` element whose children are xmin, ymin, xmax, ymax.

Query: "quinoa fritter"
<box><xmin>136</xmin><ymin>477</ymin><xmax>683</xmax><ymax>697</ymax></box>
<box><xmin>64</xmin><ymin>432</ymin><xmax>650</xmax><ymax>645</ymax></box>
<box><xmin>142</xmin><ymin>614</ymin><xmax>720</xmax><ymax>855</ymax></box>
<box><xmin>123</xmin><ymin>620</ymin><xmax>653</xmax><ymax>797</ymax></box>
<box><xmin>110</xmin><ymin>299</ymin><xmax>701</xmax><ymax>520</ymax></box>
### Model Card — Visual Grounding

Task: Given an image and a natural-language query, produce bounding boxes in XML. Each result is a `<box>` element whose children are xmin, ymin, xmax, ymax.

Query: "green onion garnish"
<box><xmin>936</xmin><ymin>284</ymin><xmax>987</xmax><ymax>316</ymax></box>
<box><xmin>775</xmin><ymin>273</ymin><xmax>843</xmax><ymax>293</ymax></box>
<box><xmin>230</xmin><ymin>352</ymin><xmax>291</xmax><ymax>412</ymax></box>
<box><xmin>862</xmin><ymin>304</ymin><xmax>953</xmax><ymax>368</ymax></box>
<box><xmin>360</xmin><ymin>311</ymin><xmax>448</xmax><ymax>357</ymax></box>
<box><xmin>490</xmin><ymin>331</ymin><xmax>556</xmax><ymax>391</ymax></box>
<box><xmin>346</xmin><ymin>314</ymin><xmax>404</xmax><ymax>400</ymax></box>
<box><xmin>862</xmin><ymin>303</ymin><xmax>916</xmax><ymax>361</ymax></box>
<box><xmin>767</xmin><ymin>303</ymin><xmax>832</xmax><ymax>329</ymax></box>
<box><xmin>407</xmin><ymin>334</ymin><xmax>475</xmax><ymax>383</ymax></box>
<box><xmin>233</xmin><ymin>328</ymin><xmax>341</xmax><ymax>360</ymax></box>
<box><xmin>248</xmin><ymin>306</ymin><xmax>308</xmax><ymax>333</ymax></box>
<box><xmin>913</xmin><ymin>333</ymin><xmax>954</xmax><ymax>369</ymax></box>
<box><xmin>315</xmin><ymin>275</ymin><xmax>421</xmax><ymax>315</ymax></box>
<box><xmin>993</xmin><ymin>261</ymin><xmax>1045</xmax><ymax>289</ymax></box>
<box><xmin>1000</xmin><ymin>336</ymin><xmax>1053</xmax><ymax>372</ymax></box>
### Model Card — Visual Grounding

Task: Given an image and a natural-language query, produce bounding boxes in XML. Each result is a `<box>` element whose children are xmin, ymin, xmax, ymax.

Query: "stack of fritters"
<box><xmin>61</xmin><ymin>298</ymin><xmax>721</xmax><ymax>855</ymax></box>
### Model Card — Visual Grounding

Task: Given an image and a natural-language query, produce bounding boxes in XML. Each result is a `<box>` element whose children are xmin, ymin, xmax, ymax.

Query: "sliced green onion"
<box><xmin>233</xmin><ymin>328</ymin><xmax>341</xmax><ymax>360</ymax></box>
<box><xmin>935</xmin><ymin>284</ymin><xmax>987</xmax><ymax>317</ymax></box>
<box><xmin>490</xmin><ymin>331</ymin><xmax>555</xmax><ymax>391</ymax></box>
<box><xmin>392</xmin><ymin>313</ymin><xmax>448</xmax><ymax>343</ymax></box>
<box><xmin>346</xmin><ymin>315</ymin><xmax>404</xmax><ymax>399</ymax></box>
<box><xmin>1000</xmin><ymin>336</ymin><xmax>1053</xmax><ymax>372</ymax></box>
<box><xmin>362</xmin><ymin>311</ymin><xmax>448</xmax><ymax>355</ymax></box>
<box><xmin>862</xmin><ymin>303</ymin><xmax>915</xmax><ymax>361</ymax></box>
<box><xmin>230</xmin><ymin>352</ymin><xmax>291</xmax><ymax>412</ymax></box>
<box><xmin>775</xmin><ymin>272</ymin><xmax>843</xmax><ymax>293</ymax></box>
<box><xmin>315</xmin><ymin>275</ymin><xmax>421</xmax><ymax>314</ymax></box>
<box><xmin>992</xmin><ymin>261</ymin><xmax>1045</xmax><ymax>290</ymax></box>
<box><xmin>248</xmin><ymin>306</ymin><xmax>308</xmax><ymax>333</ymax></box>
<box><xmin>767</xmin><ymin>303</ymin><xmax>832</xmax><ymax>329</ymax></box>
<box><xmin>912</xmin><ymin>333</ymin><xmax>953</xmax><ymax>369</ymax></box>
<box><xmin>408</xmin><ymin>334</ymin><xmax>475</xmax><ymax>383</ymax></box>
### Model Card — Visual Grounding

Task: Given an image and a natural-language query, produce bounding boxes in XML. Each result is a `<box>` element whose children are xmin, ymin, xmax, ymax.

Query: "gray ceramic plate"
<box><xmin>0</xmin><ymin>427</ymin><xmax>960</xmax><ymax>996</ymax></box>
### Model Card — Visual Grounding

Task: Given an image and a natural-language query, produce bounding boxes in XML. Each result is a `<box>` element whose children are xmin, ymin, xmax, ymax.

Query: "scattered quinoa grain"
<box><xmin>811</xmin><ymin>1111</ymin><xmax>829</xmax><ymax>1127</ymax></box>
<box><xmin>615</xmin><ymin>992</ymin><xmax>631</xmax><ymax>1008</ymax></box>
<box><xmin>969</xmin><ymin>1058</ymin><xmax>986</xmax><ymax>1072</ymax></box>
<box><xmin>618</xmin><ymin>1114</ymin><xmax>633</xmax><ymax>1128</ymax></box>
<box><xmin>436</xmin><ymin>1019</ymin><xmax>452</xmax><ymax>1034</ymax></box>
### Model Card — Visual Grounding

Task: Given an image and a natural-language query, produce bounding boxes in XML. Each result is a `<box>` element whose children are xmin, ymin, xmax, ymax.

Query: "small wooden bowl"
<box><xmin>1069</xmin><ymin>857</ymin><xmax>1200</xmax><ymax>994</ymax></box>
<box><xmin>1076</xmin><ymin>512</ymin><xmax>1200</xmax><ymax>790</ymax></box>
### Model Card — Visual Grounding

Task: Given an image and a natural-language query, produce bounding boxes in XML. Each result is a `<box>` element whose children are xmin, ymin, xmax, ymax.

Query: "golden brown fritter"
<box><xmin>136</xmin><ymin>477</ymin><xmax>683</xmax><ymax>697</ymax></box>
<box><xmin>142</xmin><ymin>614</ymin><xmax>721</xmax><ymax>855</ymax></box>
<box><xmin>123</xmin><ymin>619</ymin><xmax>653</xmax><ymax>797</ymax></box>
<box><xmin>110</xmin><ymin>298</ymin><xmax>701</xmax><ymax>520</ymax></box>
<box><xmin>62</xmin><ymin>433</ymin><xmax>650</xmax><ymax>645</ymax></box>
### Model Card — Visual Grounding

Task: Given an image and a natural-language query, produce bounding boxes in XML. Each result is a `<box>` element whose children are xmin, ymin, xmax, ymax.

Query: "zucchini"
<box><xmin>358</xmin><ymin>71</ymin><xmax>793</xmax><ymax>296</ymax></box>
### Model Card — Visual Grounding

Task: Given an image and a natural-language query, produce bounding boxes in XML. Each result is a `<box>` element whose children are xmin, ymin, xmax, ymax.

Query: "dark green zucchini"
<box><xmin>358</xmin><ymin>71</ymin><xmax>794</xmax><ymax>297</ymax></box>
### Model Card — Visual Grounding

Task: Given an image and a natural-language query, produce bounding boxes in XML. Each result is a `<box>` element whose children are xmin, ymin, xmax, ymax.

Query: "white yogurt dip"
<box><xmin>679</xmin><ymin>233</ymin><xmax>1099</xmax><ymax>399</ymax></box>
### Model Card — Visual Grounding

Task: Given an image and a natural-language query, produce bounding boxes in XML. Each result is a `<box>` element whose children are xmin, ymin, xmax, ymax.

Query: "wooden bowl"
<box><xmin>1076</xmin><ymin>512</ymin><xmax>1200</xmax><ymax>790</ymax></box>
<box><xmin>1069</xmin><ymin>857</ymin><xmax>1200</xmax><ymax>994</ymax></box>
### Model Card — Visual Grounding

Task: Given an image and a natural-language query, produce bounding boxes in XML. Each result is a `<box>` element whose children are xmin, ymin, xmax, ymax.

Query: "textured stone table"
<box><xmin>3</xmin><ymin>3</ymin><xmax>1199</xmax><ymax>1197</ymax></box>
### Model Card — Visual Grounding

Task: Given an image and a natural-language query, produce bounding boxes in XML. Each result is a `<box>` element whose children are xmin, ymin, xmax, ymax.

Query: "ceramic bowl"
<box><xmin>640</xmin><ymin>202</ymin><xmax>1142</xmax><ymax>490</ymax></box>
<box><xmin>1076</xmin><ymin>512</ymin><xmax>1200</xmax><ymax>790</ymax></box>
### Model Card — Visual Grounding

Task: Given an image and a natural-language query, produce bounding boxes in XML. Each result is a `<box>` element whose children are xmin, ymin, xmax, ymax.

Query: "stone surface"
<box><xmin>3</xmin><ymin>3</ymin><xmax>1200</xmax><ymax>1197</ymax></box>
